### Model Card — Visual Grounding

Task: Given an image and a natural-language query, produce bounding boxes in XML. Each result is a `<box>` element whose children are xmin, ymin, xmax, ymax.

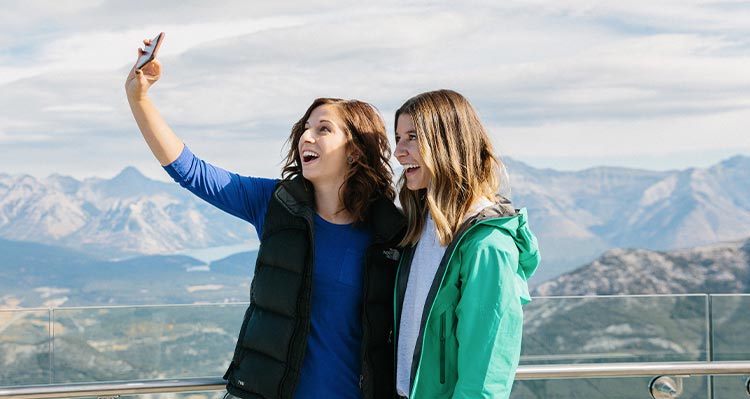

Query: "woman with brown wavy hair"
<box><xmin>392</xmin><ymin>89</ymin><xmax>540</xmax><ymax>398</ymax></box>
<box><xmin>125</xmin><ymin>37</ymin><xmax>404</xmax><ymax>399</ymax></box>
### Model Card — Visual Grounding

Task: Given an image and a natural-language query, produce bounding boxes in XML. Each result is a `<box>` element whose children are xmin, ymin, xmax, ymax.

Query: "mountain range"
<box><xmin>0</xmin><ymin>167</ymin><xmax>255</xmax><ymax>258</ymax></box>
<box><xmin>1</xmin><ymin>155</ymin><xmax>749</xmax><ymax>281</ymax></box>
<box><xmin>504</xmin><ymin>154</ymin><xmax>750</xmax><ymax>280</ymax></box>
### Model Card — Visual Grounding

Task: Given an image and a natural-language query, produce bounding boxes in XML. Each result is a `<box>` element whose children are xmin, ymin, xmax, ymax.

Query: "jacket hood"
<box><xmin>479</xmin><ymin>207</ymin><xmax>540</xmax><ymax>304</ymax></box>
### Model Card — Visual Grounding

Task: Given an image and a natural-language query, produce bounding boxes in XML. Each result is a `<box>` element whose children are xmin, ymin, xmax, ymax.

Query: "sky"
<box><xmin>1</xmin><ymin>0</ymin><xmax>749</xmax><ymax>181</ymax></box>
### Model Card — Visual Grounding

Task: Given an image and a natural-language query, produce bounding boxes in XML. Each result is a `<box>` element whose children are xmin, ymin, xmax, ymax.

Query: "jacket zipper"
<box><xmin>439</xmin><ymin>312</ymin><xmax>446</xmax><ymax>384</ymax></box>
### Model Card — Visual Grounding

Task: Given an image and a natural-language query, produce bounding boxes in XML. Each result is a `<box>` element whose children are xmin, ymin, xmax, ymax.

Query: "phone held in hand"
<box><xmin>136</xmin><ymin>32</ymin><xmax>165</xmax><ymax>69</ymax></box>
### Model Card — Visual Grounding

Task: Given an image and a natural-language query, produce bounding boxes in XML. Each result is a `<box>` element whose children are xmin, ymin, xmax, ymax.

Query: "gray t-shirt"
<box><xmin>396</xmin><ymin>214</ymin><xmax>447</xmax><ymax>397</ymax></box>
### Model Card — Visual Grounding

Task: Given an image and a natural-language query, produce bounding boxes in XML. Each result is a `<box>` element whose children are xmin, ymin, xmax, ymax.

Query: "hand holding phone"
<box><xmin>136</xmin><ymin>32</ymin><xmax>165</xmax><ymax>69</ymax></box>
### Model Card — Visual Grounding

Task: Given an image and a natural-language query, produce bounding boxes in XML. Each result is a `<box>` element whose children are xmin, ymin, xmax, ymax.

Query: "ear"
<box><xmin>347</xmin><ymin>152</ymin><xmax>362</xmax><ymax>164</ymax></box>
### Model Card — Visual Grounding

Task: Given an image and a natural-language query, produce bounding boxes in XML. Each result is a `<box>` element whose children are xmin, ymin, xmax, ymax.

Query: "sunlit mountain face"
<box><xmin>0</xmin><ymin>167</ymin><xmax>256</xmax><ymax>258</ymax></box>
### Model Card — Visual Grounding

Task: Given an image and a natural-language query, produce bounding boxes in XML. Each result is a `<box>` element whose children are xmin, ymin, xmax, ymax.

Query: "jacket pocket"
<box><xmin>439</xmin><ymin>312</ymin><xmax>446</xmax><ymax>384</ymax></box>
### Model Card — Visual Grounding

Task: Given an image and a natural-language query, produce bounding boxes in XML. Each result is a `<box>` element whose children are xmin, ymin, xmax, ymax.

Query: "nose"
<box><xmin>394</xmin><ymin>139</ymin><xmax>407</xmax><ymax>159</ymax></box>
<box><xmin>300</xmin><ymin>128</ymin><xmax>315</xmax><ymax>144</ymax></box>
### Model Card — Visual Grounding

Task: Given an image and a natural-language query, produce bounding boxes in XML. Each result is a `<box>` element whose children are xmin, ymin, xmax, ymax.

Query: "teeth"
<box><xmin>302</xmin><ymin>151</ymin><xmax>320</xmax><ymax>158</ymax></box>
<box><xmin>403</xmin><ymin>164</ymin><xmax>420</xmax><ymax>170</ymax></box>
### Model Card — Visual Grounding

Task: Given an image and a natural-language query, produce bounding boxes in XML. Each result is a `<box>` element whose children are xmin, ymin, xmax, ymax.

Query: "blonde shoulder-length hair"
<box><xmin>396</xmin><ymin>89</ymin><xmax>506</xmax><ymax>246</ymax></box>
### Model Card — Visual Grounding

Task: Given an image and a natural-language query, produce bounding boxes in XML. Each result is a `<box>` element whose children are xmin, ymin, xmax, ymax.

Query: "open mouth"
<box><xmin>403</xmin><ymin>164</ymin><xmax>420</xmax><ymax>174</ymax></box>
<box><xmin>302</xmin><ymin>150</ymin><xmax>320</xmax><ymax>163</ymax></box>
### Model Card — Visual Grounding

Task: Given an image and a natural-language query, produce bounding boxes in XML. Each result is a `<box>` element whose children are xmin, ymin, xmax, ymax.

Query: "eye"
<box><xmin>409</xmin><ymin>134</ymin><xmax>417</xmax><ymax>141</ymax></box>
<box><xmin>320</xmin><ymin>126</ymin><xmax>331</xmax><ymax>133</ymax></box>
<box><xmin>395</xmin><ymin>135</ymin><xmax>400</xmax><ymax>143</ymax></box>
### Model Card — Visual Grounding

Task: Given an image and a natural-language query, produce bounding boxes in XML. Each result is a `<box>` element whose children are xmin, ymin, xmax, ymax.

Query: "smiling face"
<box><xmin>395</xmin><ymin>113</ymin><xmax>430</xmax><ymax>191</ymax></box>
<box><xmin>298</xmin><ymin>104</ymin><xmax>350</xmax><ymax>188</ymax></box>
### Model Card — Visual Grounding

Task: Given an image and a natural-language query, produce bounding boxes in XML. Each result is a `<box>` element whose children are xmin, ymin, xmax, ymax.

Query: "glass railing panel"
<box><xmin>710</xmin><ymin>294</ymin><xmax>750</xmax><ymax>361</ymax></box>
<box><xmin>4</xmin><ymin>294</ymin><xmax>748</xmax><ymax>397</ymax></box>
<box><xmin>0</xmin><ymin>308</ymin><xmax>51</xmax><ymax>386</ymax></box>
<box><xmin>520</xmin><ymin>295</ymin><xmax>709</xmax><ymax>364</ymax></box>
<box><xmin>711</xmin><ymin>375</ymin><xmax>750</xmax><ymax>399</ymax></box>
<box><xmin>511</xmin><ymin>376</ymin><xmax>709</xmax><ymax>399</ymax></box>
<box><xmin>710</xmin><ymin>294</ymin><xmax>750</xmax><ymax>399</ymax></box>
<box><xmin>50</xmin><ymin>303</ymin><xmax>247</xmax><ymax>383</ymax></box>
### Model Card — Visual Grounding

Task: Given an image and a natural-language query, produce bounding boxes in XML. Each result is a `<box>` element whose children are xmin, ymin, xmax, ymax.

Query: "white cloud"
<box><xmin>42</xmin><ymin>104</ymin><xmax>114</xmax><ymax>113</ymax></box>
<box><xmin>0</xmin><ymin>1</ymin><xmax>749</xmax><ymax>178</ymax></box>
<box><xmin>490</xmin><ymin>107</ymin><xmax>750</xmax><ymax>170</ymax></box>
<box><xmin>0</xmin><ymin>15</ymin><xmax>311</xmax><ymax>85</ymax></box>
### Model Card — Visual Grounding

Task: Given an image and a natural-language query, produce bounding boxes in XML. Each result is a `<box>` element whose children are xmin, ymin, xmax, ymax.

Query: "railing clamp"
<box><xmin>649</xmin><ymin>376</ymin><xmax>684</xmax><ymax>399</ymax></box>
<box><xmin>96</xmin><ymin>396</ymin><xmax>119</xmax><ymax>399</ymax></box>
<box><xmin>745</xmin><ymin>376</ymin><xmax>749</xmax><ymax>397</ymax></box>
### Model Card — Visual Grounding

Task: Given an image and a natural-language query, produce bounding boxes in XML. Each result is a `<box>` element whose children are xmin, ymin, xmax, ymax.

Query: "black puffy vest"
<box><xmin>224</xmin><ymin>176</ymin><xmax>405</xmax><ymax>399</ymax></box>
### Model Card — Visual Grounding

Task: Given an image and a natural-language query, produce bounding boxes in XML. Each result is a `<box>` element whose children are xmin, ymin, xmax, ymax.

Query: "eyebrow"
<box><xmin>305</xmin><ymin>119</ymin><xmax>335</xmax><ymax>125</ymax></box>
<box><xmin>396</xmin><ymin>129</ymin><xmax>417</xmax><ymax>135</ymax></box>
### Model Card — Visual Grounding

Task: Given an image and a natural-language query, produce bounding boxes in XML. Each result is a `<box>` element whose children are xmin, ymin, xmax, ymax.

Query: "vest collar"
<box><xmin>274</xmin><ymin>175</ymin><xmax>315</xmax><ymax>219</ymax></box>
<box><xmin>276</xmin><ymin>175</ymin><xmax>406</xmax><ymax>243</ymax></box>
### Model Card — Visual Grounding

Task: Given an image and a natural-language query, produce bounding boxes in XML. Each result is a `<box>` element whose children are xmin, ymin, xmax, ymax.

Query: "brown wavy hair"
<box><xmin>282</xmin><ymin>98</ymin><xmax>395</xmax><ymax>223</ymax></box>
<box><xmin>396</xmin><ymin>89</ymin><xmax>505</xmax><ymax>246</ymax></box>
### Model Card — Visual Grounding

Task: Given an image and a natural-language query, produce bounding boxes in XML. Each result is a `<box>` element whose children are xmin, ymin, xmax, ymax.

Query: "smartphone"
<box><xmin>135</xmin><ymin>32</ymin><xmax>165</xmax><ymax>69</ymax></box>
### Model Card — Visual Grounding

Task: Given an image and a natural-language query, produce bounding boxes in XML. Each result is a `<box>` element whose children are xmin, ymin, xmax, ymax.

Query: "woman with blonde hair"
<box><xmin>125</xmin><ymin>37</ymin><xmax>405</xmax><ymax>399</ymax></box>
<box><xmin>393</xmin><ymin>89</ymin><xmax>540</xmax><ymax>398</ymax></box>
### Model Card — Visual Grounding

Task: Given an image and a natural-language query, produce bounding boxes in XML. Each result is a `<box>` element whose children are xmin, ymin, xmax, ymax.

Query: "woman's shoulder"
<box><xmin>455</xmin><ymin>209</ymin><xmax>540</xmax><ymax>276</ymax></box>
<box><xmin>456</xmin><ymin>207</ymin><xmax>526</xmax><ymax>256</ymax></box>
<box><xmin>459</xmin><ymin>221</ymin><xmax>516</xmax><ymax>252</ymax></box>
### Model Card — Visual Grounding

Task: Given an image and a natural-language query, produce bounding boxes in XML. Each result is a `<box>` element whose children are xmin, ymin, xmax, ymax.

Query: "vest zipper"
<box><xmin>277</xmin><ymin>211</ymin><xmax>315</xmax><ymax>398</ymax></box>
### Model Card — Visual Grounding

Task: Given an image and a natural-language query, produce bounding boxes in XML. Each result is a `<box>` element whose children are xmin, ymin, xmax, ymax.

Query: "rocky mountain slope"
<box><xmin>532</xmin><ymin>238</ymin><xmax>750</xmax><ymax>296</ymax></box>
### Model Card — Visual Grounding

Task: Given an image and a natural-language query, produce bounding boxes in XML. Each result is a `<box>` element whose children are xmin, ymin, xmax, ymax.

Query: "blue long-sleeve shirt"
<box><xmin>164</xmin><ymin>145</ymin><xmax>371</xmax><ymax>399</ymax></box>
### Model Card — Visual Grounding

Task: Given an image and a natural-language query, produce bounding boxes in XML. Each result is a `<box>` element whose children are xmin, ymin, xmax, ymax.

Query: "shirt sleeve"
<box><xmin>453</xmin><ymin>233</ymin><xmax>524</xmax><ymax>399</ymax></box>
<box><xmin>163</xmin><ymin>145</ymin><xmax>277</xmax><ymax>233</ymax></box>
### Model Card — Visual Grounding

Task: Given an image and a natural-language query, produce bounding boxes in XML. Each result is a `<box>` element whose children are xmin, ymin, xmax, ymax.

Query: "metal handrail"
<box><xmin>0</xmin><ymin>377</ymin><xmax>225</xmax><ymax>399</ymax></box>
<box><xmin>1</xmin><ymin>361</ymin><xmax>749</xmax><ymax>399</ymax></box>
<box><xmin>515</xmin><ymin>360</ymin><xmax>750</xmax><ymax>379</ymax></box>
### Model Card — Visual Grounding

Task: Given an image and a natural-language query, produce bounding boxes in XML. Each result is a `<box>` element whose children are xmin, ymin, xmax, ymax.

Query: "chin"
<box><xmin>301</xmin><ymin>169</ymin><xmax>315</xmax><ymax>182</ymax></box>
<box><xmin>406</xmin><ymin>181</ymin><xmax>426</xmax><ymax>191</ymax></box>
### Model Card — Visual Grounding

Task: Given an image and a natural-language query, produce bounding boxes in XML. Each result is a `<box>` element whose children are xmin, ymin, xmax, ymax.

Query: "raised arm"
<box><xmin>125</xmin><ymin>39</ymin><xmax>183</xmax><ymax>165</ymax></box>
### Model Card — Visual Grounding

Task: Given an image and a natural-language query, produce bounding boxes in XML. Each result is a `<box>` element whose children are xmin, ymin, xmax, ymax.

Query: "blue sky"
<box><xmin>1</xmin><ymin>1</ymin><xmax>749</xmax><ymax>180</ymax></box>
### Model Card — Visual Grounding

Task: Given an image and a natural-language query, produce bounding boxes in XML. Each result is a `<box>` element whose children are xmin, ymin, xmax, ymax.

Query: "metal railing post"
<box><xmin>707</xmin><ymin>294</ymin><xmax>714</xmax><ymax>399</ymax></box>
<box><xmin>48</xmin><ymin>309</ymin><xmax>54</xmax><ymax>385</ymax></box>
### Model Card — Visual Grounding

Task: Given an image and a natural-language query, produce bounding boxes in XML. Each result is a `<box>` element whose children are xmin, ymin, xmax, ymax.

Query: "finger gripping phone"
<box><xmin>136</xmin><ymin>32</ymin><xmax>165</xmax><ymax>69</ymax></box>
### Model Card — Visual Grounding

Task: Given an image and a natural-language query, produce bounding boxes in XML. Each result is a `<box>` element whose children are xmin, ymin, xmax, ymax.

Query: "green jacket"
<box><xmin>394</xmin><ymin>205</ymin><xmax>540</xmax><ymax>399</ymax></box>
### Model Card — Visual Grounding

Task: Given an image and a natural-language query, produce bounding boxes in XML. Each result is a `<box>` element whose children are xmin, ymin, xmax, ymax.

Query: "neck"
<box><xmin>313</xmin><ymin>181</ymin><xmax>354</xmax><ymax>224</ymax></box>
